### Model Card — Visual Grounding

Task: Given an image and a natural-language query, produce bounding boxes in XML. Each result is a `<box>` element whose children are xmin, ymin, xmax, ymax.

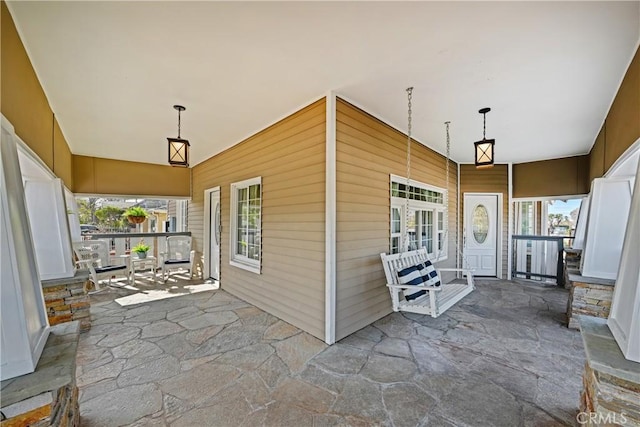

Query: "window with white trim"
<box><xmin>230</xmin><ymin>177</ymin><xmax>262</xmax><ymax>274</ymax></box>
<box><xmin>390</xmin><ymin>176</ymin><xmax>447</xmax><ymax>261</ymax></box>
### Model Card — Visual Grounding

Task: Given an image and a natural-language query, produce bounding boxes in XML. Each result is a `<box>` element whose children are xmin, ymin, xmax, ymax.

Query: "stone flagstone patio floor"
<box><xmin>77</xmin><ymin>279</ymin><xmax>585</xmax><ymax>426</ymax></box>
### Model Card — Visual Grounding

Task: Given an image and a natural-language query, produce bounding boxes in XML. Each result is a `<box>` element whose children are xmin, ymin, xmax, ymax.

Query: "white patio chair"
<box><xmin>72</xmin><ymin>240</ymin><xmax>130</xmax><ymax>291</ymax></box>
<box><xmin>161</xmin><ymin>236</ymin><xmax>195</xmax><ymax>282</ymax></box>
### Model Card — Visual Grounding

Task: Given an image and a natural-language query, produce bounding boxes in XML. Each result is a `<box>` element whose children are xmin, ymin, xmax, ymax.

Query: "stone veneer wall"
<box><xmin>1</xmin><ymin>323</ymin><xmax>81</xmax><ymax>427</ymax></box>
<box><xmin>566</xmin><ymin>274</ymin><xmax>614</xmax><ymax>329</ymax></box>
<box><xmin>564</xmin><ymin>249</ymin><xmax>582</xmax><ymax>289</ymax></box>
<box><xmin>42</xmin><ymin>270</ymin><xmax>91</xmax><ymax>332</ymax></box>
<box><xmin>579</xmin><ymin>317</ymin><xmax>640</xmax><ymax>427</ymax></box>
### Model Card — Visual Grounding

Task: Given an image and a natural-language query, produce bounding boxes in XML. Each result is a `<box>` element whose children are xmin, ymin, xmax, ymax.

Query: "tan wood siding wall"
<box><xmin>53</xmin><ymin>119</ymin><xmax>73</xmax><ymax>188</ymax></box>
<box><xmin>512</xmin><ymin>155</ymin><xmax>589</xmax><ymax>198</ymax></box>
<box><xmin>589</xmin><ymin>47</ymin><xmax>640</xmax><ymax>180</ymax></box>
<box><xmin>460</xmin><ymin>164</ymin><xmax>509</xmax><ymax>279</ymax></box>
<box><xmin>72</xmin><ymin>155</ymin><xmax>190</xmax><ymax>197</ymax></box>
<box><xmin>589</xmin><ymin>127</ymin><xmax>606</xmax><ymax>183</ymax></box>
<box><xmin>604</xmin><ymin>47</ymin><xmax>640</xmax><ymax>171</ymax></box>
<box><xmin>190</xmin><ymin>99</ymin><xmax>326</xmax><ymax>340</ymax></box>
<box><xmin>1</xmin><ymin>3</ymin><xmax>74</xmax><ymax>189</ymax></box>
<box><xmin>335</xmin><ymin>99</ymin><xmax>458</xmax><ymax>341</ymax></box>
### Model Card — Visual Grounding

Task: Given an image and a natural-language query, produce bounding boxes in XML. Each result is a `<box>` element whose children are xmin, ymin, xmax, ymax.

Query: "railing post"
<box><xmin>556</xmin><ymin>237</ymin><xmax>565</xmax><ymax>287</ymax></box>
<box><xmin>511</xmin><ymin>236</ymin><xmax>515</xmax><ymax>280</ymax></box>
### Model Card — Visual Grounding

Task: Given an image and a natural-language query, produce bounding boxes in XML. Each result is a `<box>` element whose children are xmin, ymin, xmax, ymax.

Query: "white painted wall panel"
<box><xmin>24</xmin><ymin>179</ymin><xmax>75</xmax><ymax>280</ymax></box>
<box><xmin>608</xmin><ymin>148</ymin><xmax>640</xmax><ymax>362</ymax></box>
<box><xmin>581</xmin><ymin>178</ymin><xmax>633</xmax><ymax>280</ymax></box>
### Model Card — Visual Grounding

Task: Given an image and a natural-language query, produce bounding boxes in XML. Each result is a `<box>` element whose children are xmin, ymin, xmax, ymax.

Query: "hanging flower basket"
<box><xmin>123</xmin><ymin>207</ymin><xmax>148</xmax><ymax>224</ymax></box>
<box><xmin>127</xmin><ymin>215</ymin><xmax>146</xmax><ymax>224</ymax></box>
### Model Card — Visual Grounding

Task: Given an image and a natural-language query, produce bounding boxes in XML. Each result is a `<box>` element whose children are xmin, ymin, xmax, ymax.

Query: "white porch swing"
<box><xmin>380</xmin><ymin>88</ymin><xmax>475</xmax><ymax>318</ymax></box>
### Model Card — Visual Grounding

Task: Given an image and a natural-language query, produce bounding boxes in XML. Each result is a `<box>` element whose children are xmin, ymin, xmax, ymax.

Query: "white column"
<box><xmin>1</xmin><ymin>116</ymin><xmax>50</xmax><ymax>380</ymax></box>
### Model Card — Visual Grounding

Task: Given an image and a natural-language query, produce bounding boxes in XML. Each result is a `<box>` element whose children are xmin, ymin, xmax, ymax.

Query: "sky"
<box><xmin>548</xmin><ymin>198</ymin><xmax>582</xmax><ymax>217</ymax></box>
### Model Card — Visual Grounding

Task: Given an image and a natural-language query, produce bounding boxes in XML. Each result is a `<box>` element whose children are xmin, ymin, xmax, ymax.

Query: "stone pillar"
<box><xmin>579</xmin><ymin>317</ymin><xmax>640</xmax><ymax>426</ymax></box>
<box><xmin>1</xmin><ymin>323</ymin><xmax>81</xmax><ymax>427</ymax></box>
<box><xmin>566</xmin><ymin>274</ymin><xmax>614</xmax><ymax>329</ymax></box>
<box><xmin>42</xmin><ymin>270</ymin><xmax>92</xmax><ymax>332</ymax></box>
<box><xmin>564</xmin><ymin>248</ymin><xmax>581</xmax><ymax>289</ymax></box>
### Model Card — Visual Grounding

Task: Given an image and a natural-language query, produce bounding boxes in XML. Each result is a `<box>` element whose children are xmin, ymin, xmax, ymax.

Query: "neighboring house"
<box><xmin>1</xmin><ymin>2</ymin><xmax>638</xmax><ymax>344</ymax></box>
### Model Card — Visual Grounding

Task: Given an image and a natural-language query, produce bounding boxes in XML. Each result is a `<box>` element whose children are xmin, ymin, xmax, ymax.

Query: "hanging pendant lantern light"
<box><xmin>168</xmin><ymin>105</ymin><xmax>190</xmax><ymax>167</ymax></box>
<box><xmin>474</xmin><ymin>107</ymin><xmax>495</xmax><ymax>169</ymax></box>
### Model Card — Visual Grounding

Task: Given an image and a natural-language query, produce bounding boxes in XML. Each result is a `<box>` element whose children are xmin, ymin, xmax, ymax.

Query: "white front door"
<box><xmin>464</xmin><ymin>193</ymin><xmax>499</xmax><ymax>277</ymax></box>
<box><xmin>208</xmin><ymin>188</ymin><xmax>221</xmax><ymax>281</ymax></box>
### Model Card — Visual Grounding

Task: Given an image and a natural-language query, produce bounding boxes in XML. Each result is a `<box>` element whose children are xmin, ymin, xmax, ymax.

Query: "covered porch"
<box><xmin>2</xmin><ymin>2</ymin><xmax>639</xmax><ymax>426</ymax></box>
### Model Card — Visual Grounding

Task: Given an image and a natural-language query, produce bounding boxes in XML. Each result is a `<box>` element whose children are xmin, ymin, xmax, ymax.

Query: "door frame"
<box><xmin>203</xmin><ymin>186</ymin><xmax>221</xmax><ymax>280</ymax></box>
<box><xmin>463</xmin><ymin>192</ymin><xmax>503</xmax><ymax>279</ymax></box>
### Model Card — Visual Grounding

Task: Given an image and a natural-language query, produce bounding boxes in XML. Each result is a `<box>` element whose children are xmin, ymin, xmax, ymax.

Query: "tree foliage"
<box><xmin>95</xmin><ymin>206</ymin><xmax>126</xmax><ymax>230</ymax></box>
<box><xmin>77</xmin><ymin>198</ymin><xmax>99</xmax><ymax>224</ymax></box>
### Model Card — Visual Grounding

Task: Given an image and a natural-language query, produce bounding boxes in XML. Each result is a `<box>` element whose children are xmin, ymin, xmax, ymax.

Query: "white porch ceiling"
<box><xmin>7</xmin><ymin>1</ymin><xmax>640</xmax><ymax>166</ymax></box>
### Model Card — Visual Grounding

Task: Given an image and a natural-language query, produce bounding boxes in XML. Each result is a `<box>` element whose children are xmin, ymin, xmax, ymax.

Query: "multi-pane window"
<box><xmin>515</xmin><ymin>201</ymin><xmax>535</xmax><ymax>235</ymax></box>
<box><xmin>390</xmin><ymin>176</ymin><xmax>447</xmax><ymax>261</ymax></box>
<box><xmin>437</xmin><ymin>211</ymin><xmax>445</xmax><ymax>252</ymax></box>
<box><xmin>391</xmin><ymin>182</ymin><xmax>444</xmax><ymax>203</ymax></box>
<box><xmin>390</xmin><ymin>207</ymin><xmax>401</xmax><ymax>254</ymax></box>
<box><xmin>230</xmin><ymin>177</ymin><xmax>261</xmax><ymax>273</ymax></box>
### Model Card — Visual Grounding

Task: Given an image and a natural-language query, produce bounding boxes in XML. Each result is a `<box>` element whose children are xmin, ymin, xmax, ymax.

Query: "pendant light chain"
<box><xmin>402</xmin><ymin>87</ymin><xmax>414</xmax><ymax>253</ymax></box>
<box><xmin>177</xmin><ymin>109</ymin><xmax>182</xmax><ymax>139</ymax></box>
<box><xmin>483</xmin><ymin>111</ymin><xmax>486</xmax><ymax>140</ymax></box>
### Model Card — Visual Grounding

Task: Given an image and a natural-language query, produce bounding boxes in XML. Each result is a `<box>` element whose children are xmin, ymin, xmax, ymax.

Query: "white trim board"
<box><xmin>456</xmin><ymin>162</ymin><xmax>461</xmax><ymax>273</ymax></box>
<box><xmin>512</xmin><ymin>194</ymin><xmax>587</xmax><ymax>202</ymax></box>
<box><xmin>74</xmin><ymin>193</ymin><xmax>191</xmax><ymax>200</ymax></box>
<box><xmin>324</xmin><ymin>92</ymin><xmax>337</xmax><ymax>345</ymax></box>
<box><xmin>507</xmin><ymin>163</ymin><xmax>513</xmax><ymax>280</ymax></box>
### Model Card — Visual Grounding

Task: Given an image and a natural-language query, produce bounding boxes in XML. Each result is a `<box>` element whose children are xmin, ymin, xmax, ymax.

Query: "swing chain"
<box><xmin>440</xmin><ymin>121</ymin><xmax>451</xmax><ymax>259</ymax></box>
<box><xmin>402</xmin><ymin>87</ymin><xmax>414</xmax><ymax>253</ymax></box>
<box><xmin>445</xmin><ymin>121</ymin><xmax>450</xmax><ymax>199</ymax></box>
<box><xmin>406</xmin><ymin>87</ymin><xmax>413</xmax><ymax>184</ymax></box>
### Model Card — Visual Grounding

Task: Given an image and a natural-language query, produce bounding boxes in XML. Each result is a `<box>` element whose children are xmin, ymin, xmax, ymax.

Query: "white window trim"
<box><xmin>390</xmin><ymin>175</ymin><xmax>448</xmax><ymax>262</ymax></box>
<box><xmin>230</xmin><ymin>176</ymin><xmax>262</xmax><ymax>274</ymax></box>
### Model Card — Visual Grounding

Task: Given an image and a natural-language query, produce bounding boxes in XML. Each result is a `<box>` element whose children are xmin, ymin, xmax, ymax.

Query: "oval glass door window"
<box><xmin>473</xmin><ymin>204</ymin><xmax>489</xmax><ymax>244</ymax></box>
<box><xmin>214</xmin><ymin>203</ymin><xmax>220</xmax><ymax>244</ymax></box>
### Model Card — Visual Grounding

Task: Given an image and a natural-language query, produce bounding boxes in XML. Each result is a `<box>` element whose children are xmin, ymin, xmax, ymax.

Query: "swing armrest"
<box><xmin>386</xmin><ymin>283</ymin><xmax>442</xmax><ymax>291</ymax></box>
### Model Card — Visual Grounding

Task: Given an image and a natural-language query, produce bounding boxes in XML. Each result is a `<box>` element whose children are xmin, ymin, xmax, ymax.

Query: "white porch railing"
<box><xmin>512</xmin><ymin>235</ymin><xmax>569</xmax><ymax>286</ymax></box>
<box><xmin>83</xmin><ymin>231</ymin><xmax>191</xmax><ymax>259</ymax></box>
